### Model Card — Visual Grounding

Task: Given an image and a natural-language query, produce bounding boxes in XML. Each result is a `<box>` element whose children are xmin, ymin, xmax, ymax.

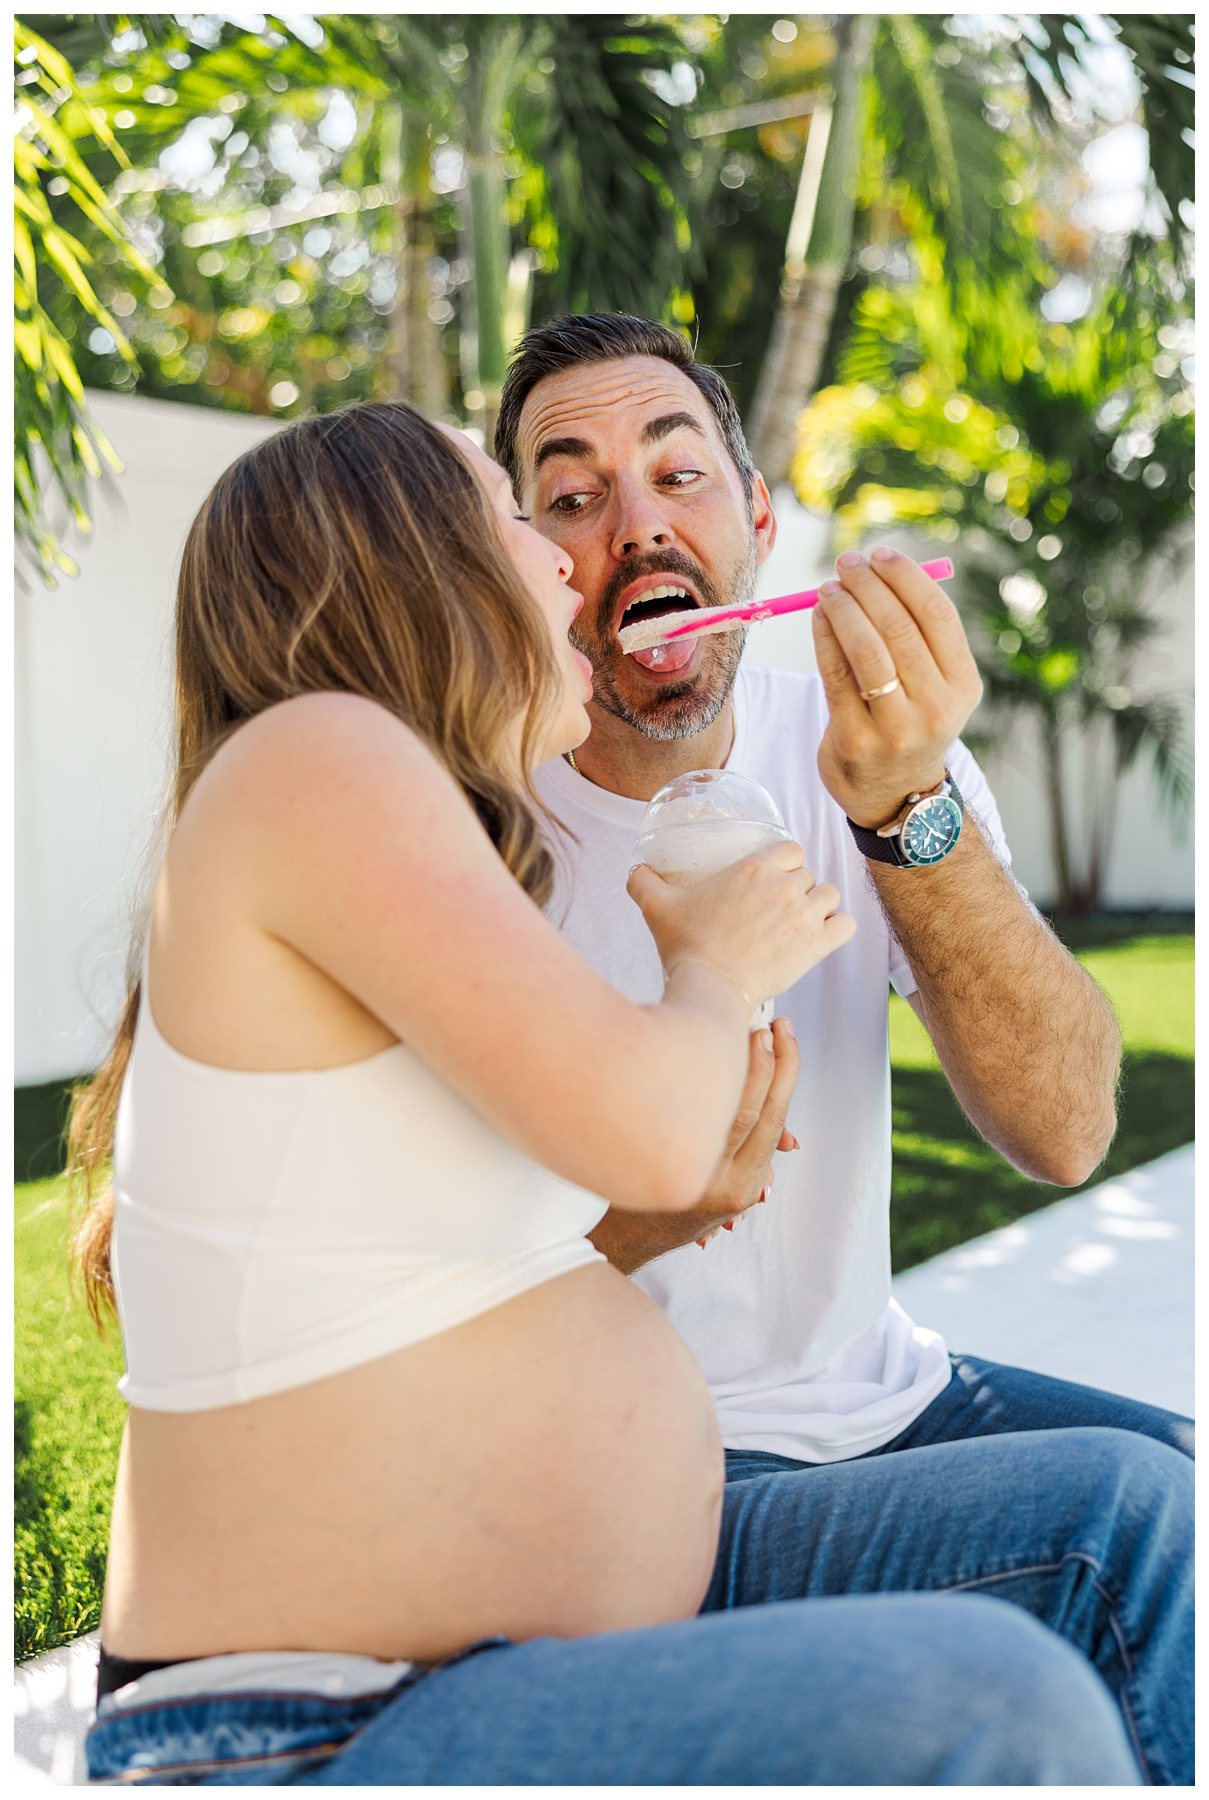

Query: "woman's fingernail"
<box><xmin>836</xmin><ymin>550</ymin><xmax>867</xmax><ymax>569</ymax></box>
<box><xmin>870</xmin><ymin>545</ymin><xmax>898</xmax><ymax>562</ymax></box>
<box><xmin>790</xmin><ymin>1134</ymin><xmax>801</xmax><ymax>1150</ymax></box>
<box><xmin>758</xmin><ymin>1028</ymin><xmax>774</xmax><ymax>1053</ymax></box>
<box><xmin>783</xmin><ymin>1017</ymin><xmax>796</xmax><ymax>1039</ymax></box>
<box><xmin>819</xmin><ymin>580</ymin><xmax>843</xmax><ymax>599</ymax></box>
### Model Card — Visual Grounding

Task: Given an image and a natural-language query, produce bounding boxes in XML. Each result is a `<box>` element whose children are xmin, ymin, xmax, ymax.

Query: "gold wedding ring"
<box><xmin>858</xmin><ymin>675</ymin><xmax>901</xmax><ymax>701</ymax></box>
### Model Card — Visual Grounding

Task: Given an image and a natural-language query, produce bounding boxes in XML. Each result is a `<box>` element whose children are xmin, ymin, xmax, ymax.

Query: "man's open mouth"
<box><xmin>615</xmin><ymin>582</ymin><xmax>702</xmax><ymax>673</ymax></box>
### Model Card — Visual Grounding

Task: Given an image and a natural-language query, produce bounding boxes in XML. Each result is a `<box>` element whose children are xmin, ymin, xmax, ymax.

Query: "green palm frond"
<box><xmin>14</xmin><ymin>18</ymin><xmax>172</xmax><ymax>586</ymax></box>
<box><xmin>867</xmin><ymin>16</ymin><xmax>1032</xmax><ymax>287</ymax></box>
<box><xmin>521</xmin><ymin>15</ymin><xmax>697</xmax><ymax>320</ymax></box>
<box><xmin>883</xmin><ymin>17</ymin><xmax>964</xmax><ymax>244</ymax></box>
<box><xmin>1017</xmin><ymin>15</ymin><xmax>1194</xmax><ymax>261</ymax></box>
<box><xmin>85</xmin><ymin>18</ymin><xmax>390</xmax><ymax>160</ymax></box>
<box><xmin>1107</xmin><ymin>695</ymin><xmax>1192</xmax><ymax>828</ymax></box>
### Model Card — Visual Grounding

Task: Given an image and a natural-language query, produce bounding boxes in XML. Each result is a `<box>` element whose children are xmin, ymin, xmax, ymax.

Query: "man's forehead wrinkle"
<box><xmin>520</xmin><ymin>368</ymin><xmax>718</xmax><ymax>476</ymax></box>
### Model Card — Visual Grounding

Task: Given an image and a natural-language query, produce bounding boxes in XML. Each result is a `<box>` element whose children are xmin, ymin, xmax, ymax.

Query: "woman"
<box><xmin>76</xmin><ymin>403</ymin><xmax>1137</xmax><ymax>1787</ymax></box>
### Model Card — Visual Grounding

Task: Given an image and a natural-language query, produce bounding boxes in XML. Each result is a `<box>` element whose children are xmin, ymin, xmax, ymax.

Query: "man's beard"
<box><xmin>570</xmin><ymin>539</ymin><xmax>757</xmax><ymax>742</ymax></box>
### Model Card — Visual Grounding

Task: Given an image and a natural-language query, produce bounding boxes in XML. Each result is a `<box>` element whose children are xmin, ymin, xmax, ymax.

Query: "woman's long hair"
<box><xmin>69</xmin><ymin>401</ymin><xmax>561</xmax><ymax>1324</ymax></box>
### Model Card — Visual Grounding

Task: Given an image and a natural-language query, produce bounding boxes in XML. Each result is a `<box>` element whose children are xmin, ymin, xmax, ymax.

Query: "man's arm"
<box><xmin>813</xmin><ymin>548</ymin><xmax>1120</xmax><ymax>1187</ymax></box>
<box><xmin>590</xmin><ymin>1018</ymin><xmax>800</xmax><ymax>1274</ymax></box>
<box><xmin>882</xmin><ymin>824</ymin><xmax>1119</xmax><ymax>1184</ymax></box>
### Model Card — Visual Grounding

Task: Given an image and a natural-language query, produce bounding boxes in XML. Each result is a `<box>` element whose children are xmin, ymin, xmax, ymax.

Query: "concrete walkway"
<box><xmin>892</xmin><ymin>1142</ymin><xmax>1194</xmax><ymax>1416</ymax></box>
<box><xmin>14</xmin><ymin>1145</ymin><xmax>1193</xmax><ymax>1787</ymax></box>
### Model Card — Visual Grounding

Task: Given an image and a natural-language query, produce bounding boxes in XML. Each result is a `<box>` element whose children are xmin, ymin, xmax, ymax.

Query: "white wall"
<box><xmin>746</xmin><ymin>486</ymin><xmax>1194</xmax><ymax>911</ymax></box>
<box><xmin>15</xmin><ymin>393</ymin><xmax>282</xmax><ymax>1084</ymax></box>
<box><xmin>14</xmin><ymin>415</ymin><xmax>1193</xmax><ymax>1085</ymax></box>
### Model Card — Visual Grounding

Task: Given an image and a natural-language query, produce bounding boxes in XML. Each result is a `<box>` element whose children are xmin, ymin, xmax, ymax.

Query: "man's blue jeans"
<box><xmin>86</xmin><ymin>1598</ymin><xmax>1138</xmax><ymax>1785</ymax></box>
<box><xmin>83</xmin><ymin>1358</ymin><xmax>1190</xmax><ymax>1785</ymax></box>
<box><xmin>717</xmin><ymin>1356</ymin><xmax>1193</xmax><ymax>1786</ymax></box>
<box><xmin>865</xmin><ymin>1351</ymin><xmax>1192</xmax><ymax>1459</ymax></box>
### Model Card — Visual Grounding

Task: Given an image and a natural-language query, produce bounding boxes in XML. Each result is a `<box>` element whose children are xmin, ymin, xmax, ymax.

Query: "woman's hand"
<box><xmin>588</xmin><ymin>1016</ymin><xmax>800</xmax><ymax>1273</ymax></box>
<box><xmin>627</xmin><ymin>841</ymin><xmax>856</xmax><ymax>1007</ymax></box>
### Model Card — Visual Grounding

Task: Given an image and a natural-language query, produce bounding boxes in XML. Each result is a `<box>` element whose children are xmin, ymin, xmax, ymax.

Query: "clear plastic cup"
<box><xmin>634</xmin><ymin>769</ymin><xmax>791</xmax><ymax>1030</ymax></box>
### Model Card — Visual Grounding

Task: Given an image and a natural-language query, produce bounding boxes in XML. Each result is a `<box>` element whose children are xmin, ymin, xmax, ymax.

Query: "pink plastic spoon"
<box><xmin>618</xmin><ymin>557</ymin><xmax>956</xmax><ymax>655</ymax></box>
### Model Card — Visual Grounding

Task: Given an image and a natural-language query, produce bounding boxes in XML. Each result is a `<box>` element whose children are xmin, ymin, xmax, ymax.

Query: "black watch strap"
<box><xmin>847</xmin><ymin>819</ymin><xmax>911</xmax><ymax>866</ymax></box>
<box><xmin>847</xmin><ymin>772</ymin><xmax>963</xmax><ymax>866</ymax></box>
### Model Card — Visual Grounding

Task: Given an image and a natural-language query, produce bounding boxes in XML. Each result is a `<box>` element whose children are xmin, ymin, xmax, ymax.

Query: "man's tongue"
<box><xmin>629</xmin><ymin>635</ymin><xmax>697</xmax><ymax>673</ymax></box>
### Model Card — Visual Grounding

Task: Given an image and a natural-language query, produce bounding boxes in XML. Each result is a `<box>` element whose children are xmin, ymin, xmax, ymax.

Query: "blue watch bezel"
<box><xmin>897</xmin><ymin>792</ymin><xmax>963</xmax><ymax>866</ymax></box>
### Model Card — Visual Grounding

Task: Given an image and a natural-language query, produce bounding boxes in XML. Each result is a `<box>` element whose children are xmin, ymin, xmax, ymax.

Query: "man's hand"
<box><xmin>811</xmin><ymin>546</ymin><xmax>1119</xmax><ymax>1186</ymax></box>
<box><xmin>813</xmin><ymin>547</ymin><xmax>983</xmax><ymax>828</ymax></box>
<box><xmin>589</xmin><ymin>1017</ymin><xmax>800</xmax><ymax>1276</ymax></box>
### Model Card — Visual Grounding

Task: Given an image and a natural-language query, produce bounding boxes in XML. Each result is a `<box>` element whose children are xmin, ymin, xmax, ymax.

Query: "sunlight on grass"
<box><xmin>1075</xmin><ymin>936</ymin><xmax>1193</xmax><ymax>1057</ymax></box>
<box><xmin>889</xmin><ymin>930</ymin><xmax>1194</xmax><ymax>1272</ymax></box>
<box><xmin>15</xmin><ymin>1176</ymin><xmax>126</xmax><ymax>1662</ymax></box>
<box><xmin>890</xmin><ymin>931</ymin><xmax>1193</xmax><ymax>1068</ymax></box>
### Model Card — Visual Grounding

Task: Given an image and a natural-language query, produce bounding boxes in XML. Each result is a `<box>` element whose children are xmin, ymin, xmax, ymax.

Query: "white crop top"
<box><xmin>112</xmin><ymin>981</ymin><xmax>608</xmax><ymax>1411</ymax></box>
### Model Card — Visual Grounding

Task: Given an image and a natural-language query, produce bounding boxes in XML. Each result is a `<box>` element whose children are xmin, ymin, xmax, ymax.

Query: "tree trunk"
<box><xmin>403</xmin><ymin>107</ymin><xmax>447</xmax><ymax>419</ymax></box>
<box><xmin>462</xmin><ymin>21</ymin><xmax>525</xmax><ymax>448</ymax></box>
<box><xmin>379</xmin><ymin>102</ymin><xmax>409</xmax><ymax>400</ymax></box>
<box><xmin>467</xmin><ymin>151</ymin><xmax>509</xmax><ymax>448</ymax></box>
<box><xmin>1080</xmin><ymin>720</ymin><xmax>1114</xmax><ymax>918</ymax></box>
<box><xmin>381</xmin><ymin>108</ymin><xmax>447</xmax><ymax>417</ymax></box>
<box><xmin>1040</xmin><ymin>712</ymin><xmax>1075</xmax><ymax>913</ymax></box>
<box><xmin>748</xmin><ymin>12</ymin><xmax>877</xmax><ymax>487</ymax></box>
<box><xmin>405</xmin><ymin>192</ymin><xmax>448</xmax><ymax>419</ymax></box>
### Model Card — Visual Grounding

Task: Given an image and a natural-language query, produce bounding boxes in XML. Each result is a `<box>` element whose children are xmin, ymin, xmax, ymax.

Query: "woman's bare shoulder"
<box><xmin>216</xmin><ymin>692</ymin><xmax>445</xmax><ymax>775</ymax></box>
<box><xmin>191</xmin><ymin>694</ymin><xmax>467</xmax><ymax>828</ymax></box>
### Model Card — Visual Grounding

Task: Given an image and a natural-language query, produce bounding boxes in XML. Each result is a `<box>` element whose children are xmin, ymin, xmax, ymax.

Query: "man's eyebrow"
<box><xmin>533</xmin><ymin>435</ymin><xmax>595</xmax><ymax>471</ymax></box>
<box><xmin>641</xmin><ymin>411</ymin><xmax>707</xmax><ymax>446</ymax></box>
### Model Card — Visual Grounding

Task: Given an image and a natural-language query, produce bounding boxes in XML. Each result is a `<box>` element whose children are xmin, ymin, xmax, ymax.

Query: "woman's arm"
<box><xmin>173</xmin><ymin>695</ymin><xmax>756</xmax><ymax>1212</ymax></box>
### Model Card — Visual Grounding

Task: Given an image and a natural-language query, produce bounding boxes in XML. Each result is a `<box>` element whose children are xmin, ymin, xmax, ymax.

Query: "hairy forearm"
<box><xmin>871</xmin><ymin>815</ymin><xmax>1121</xmax><ymax>1185</ymax></box>
<box><xmin>589</xmin><ymin>1207</ymin><xmax>697</xmax><ymax>1275</ymax></box>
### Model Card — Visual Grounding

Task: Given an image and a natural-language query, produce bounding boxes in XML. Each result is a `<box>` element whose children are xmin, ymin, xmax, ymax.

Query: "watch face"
<box><xmin>900</xmin><ymin>795</ymin><xmax>963</xmax><ymax>866</ymax></box>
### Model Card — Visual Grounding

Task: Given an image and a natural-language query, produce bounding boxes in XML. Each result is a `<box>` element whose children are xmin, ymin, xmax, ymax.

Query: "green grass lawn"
<box><xmin>15</xmin><ymin>1177</ymin><xmax>126</xmax><ymax>1662</ymax></box>
<box><xmin>14</xmin><ymin>921</ymin><xmax>1193</xmax><ymax>1662</ymax></box>
<box><xmin>889</xmin><ymin>924</ymin><xmax>1193</xmax><ymax>1269</ymax></box>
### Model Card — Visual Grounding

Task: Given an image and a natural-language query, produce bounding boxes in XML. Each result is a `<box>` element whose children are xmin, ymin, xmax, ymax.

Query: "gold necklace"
<box><xmin>564</xmin><ymin>712</ymin><xmax>735</xmax><ymax>780</ymax></box>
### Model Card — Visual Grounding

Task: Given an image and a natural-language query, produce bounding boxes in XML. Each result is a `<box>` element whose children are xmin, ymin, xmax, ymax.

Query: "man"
<box><xmin>493</xmin><ymin>312</ymin><xmax>1192</xmax><ymax>1783</ymax></box>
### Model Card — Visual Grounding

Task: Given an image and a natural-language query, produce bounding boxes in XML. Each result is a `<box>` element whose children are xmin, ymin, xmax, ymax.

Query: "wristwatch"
<box><xmin>846</xmin><ymin>772</ymin><xmax>964</xmax><ymax>868</ymax></box>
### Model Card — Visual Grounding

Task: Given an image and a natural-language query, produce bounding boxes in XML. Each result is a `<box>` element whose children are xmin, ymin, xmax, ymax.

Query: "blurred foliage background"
<box><xmin>14</xmin><ymin>11</ymin><xmax>1194</xmax><ymax>915</ymax></box>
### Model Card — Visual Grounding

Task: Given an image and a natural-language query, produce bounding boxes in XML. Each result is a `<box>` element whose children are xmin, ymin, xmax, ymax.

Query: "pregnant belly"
<box><xmin>103</xmin><ymin>1263</ymin><xmax>724</xmax><ymax>1663</ymax></box>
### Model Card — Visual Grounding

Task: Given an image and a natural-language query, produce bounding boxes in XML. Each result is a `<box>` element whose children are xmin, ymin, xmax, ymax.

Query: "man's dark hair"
<box><xmin>495</xmin><ymin>312</ymin><xmax>755</xmax><ymax>498</ymax></box>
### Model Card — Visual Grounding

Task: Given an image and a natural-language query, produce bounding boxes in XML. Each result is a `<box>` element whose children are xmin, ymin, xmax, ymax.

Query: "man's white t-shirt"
<box><xmin>535</xmin><ymin>663</ymin><xmax>1018</xmax><ymax>1463</ymax></box>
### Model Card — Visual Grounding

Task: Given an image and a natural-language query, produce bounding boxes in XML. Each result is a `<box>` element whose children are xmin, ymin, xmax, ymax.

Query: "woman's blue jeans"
<box><xmin>85</xmin><ymin>1360</ymin><xmax>1191</xmax><ymax>1785</ymax></box>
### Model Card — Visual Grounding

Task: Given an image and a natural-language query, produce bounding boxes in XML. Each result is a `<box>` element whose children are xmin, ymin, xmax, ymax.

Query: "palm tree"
<box><xmin>316</xmin><ymin>13</ymin><xmax>526</xmax><ymax>442</ymax></box>
<box><xmin>14</xmin><ymin>18</ymin><xmax>170</xmax><ymax>585</ymax></box>
<box><xmin>791</xmin><ymin>256</ymin><xmax>1193</xmax><ymax>913</ymax></box>
<box><xmin>745</xmin><ymin>13</ymin><xmax>874</xmax><ymax>487</ymax></box>
<box><xmin>56</xmin><ymin>14</ymin><xmax>697</xmax><ymax>448</ymax></box>
<box><xmin>376</xmin><ymin>99</ymin><xmax>448</xmax><ymax>418</ymax></box>
<box><xmin>321</xmin><ymin>13</ymin><xmax>699</xmax><ymax>444</ymax></box>
<box><xmin>748</xmin><ymin>12</ymin><xmax>1196</xmax><ymax>487</ymax></box>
